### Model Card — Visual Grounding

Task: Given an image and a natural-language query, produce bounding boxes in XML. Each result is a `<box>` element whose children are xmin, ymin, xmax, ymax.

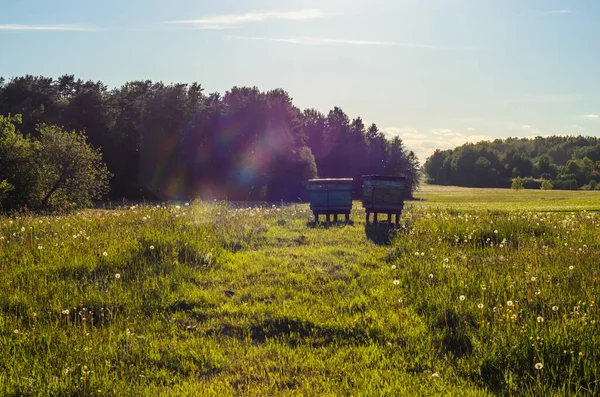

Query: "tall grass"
<box><xmin>0</xmin><ymin>198</ymin><xmax>598</xmax><ymax>395</ymax></box>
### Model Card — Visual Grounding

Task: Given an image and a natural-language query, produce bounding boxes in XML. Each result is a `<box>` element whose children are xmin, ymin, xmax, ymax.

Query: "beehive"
<box><xmin>307</xmin><ymin>178</ymin><xmax>353</xmax><ymax>222</ymax></box>
<box><xmin>362</xmin><ymin>175</ymin><xmax>406</xmax><ymax>223</ymax></box>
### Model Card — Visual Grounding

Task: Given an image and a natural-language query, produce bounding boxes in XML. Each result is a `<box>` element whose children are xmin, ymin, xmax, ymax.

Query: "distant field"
<box><xmin>0</xmin><ymin>192</ymin><xmax>599</xmax><ymax>395</ymax></box>
<box><xmin>414</xmin><ymin>184</ymin><xmax>600</xmax><ymax>212</ymax></box>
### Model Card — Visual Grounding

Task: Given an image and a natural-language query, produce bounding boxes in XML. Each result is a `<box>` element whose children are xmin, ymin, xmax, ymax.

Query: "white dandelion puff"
<box><xmin>393</xmin><ymin>280</ymin><xmax>400</xmax><ymax>285</ymax></box>
<box><xmin>535</xmin><ymin>363</ymin><xmax>543</xmax><ymax>370</ymax></box>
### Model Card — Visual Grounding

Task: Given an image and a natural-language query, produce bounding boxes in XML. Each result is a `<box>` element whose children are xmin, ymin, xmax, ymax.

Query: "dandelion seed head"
<box><xmin>478</xmin><ymin>303</ymin><xmax>484</xmax><ymax>309</ymax></box>
<box><xmin>507</xmin><ymin>300</ymin><xmax>514</xmax><ymax>306</ymax></box>
<box><xmin>393</xmin><ymin>280</ymin><xmax>400</xmax><ymax>285</ymax></box>
<box><xmin>537</xmin><ymin>316</ymin><xmax>544</xmax><ymax>323</ymax></box>
<box><xmin>149</xmin><ymin>245</ymin><xmax>155</xmax><ymax>250</ymax></box>
<box><xmin>115</xmin><ymin>273</ymin><xmax>121</xmax><ymax>279</ymax></box>
<box><xmin>535</xmin><ymin>363</ymin><xmax>543</xmax><ymax>370</ymax></box>
<box><xmin>552</xmin><ymin>306</ymin><xmax>559</xmax><ymax>311</ymax></box>
<box><xmin>459</xmin><ymin>295</ymin><xmax>466</xmax><ymax>301</ymax></box>
<box><xmin>103</xmin><ymin>252</ymin><xmax>108</xmax><ymax>257</ymax></box>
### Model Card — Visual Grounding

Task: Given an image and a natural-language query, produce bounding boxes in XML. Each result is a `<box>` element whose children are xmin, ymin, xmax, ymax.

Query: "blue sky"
<box><xmin>1</xmin><ymin>0</ymin><xmax>599</xmax><ymax>162</ymax></box>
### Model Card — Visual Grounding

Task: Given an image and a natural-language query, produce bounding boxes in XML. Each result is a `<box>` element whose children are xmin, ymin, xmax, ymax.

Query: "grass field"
<box><xmin>1</xmin><ymin>187</ymin><xmax>599</xmax><ymax>396</ymax></box>
<box><xmin>415</xmin><ymin>184</ymin><xmax>600</xmax><ymax>212</ymax></box>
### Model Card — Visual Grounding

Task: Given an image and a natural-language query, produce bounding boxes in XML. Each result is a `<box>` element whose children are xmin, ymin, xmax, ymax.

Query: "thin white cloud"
<box><xmin>586</xmin><ymin>114</ymin><xmax>599</xmax><ymax>119</ymax></box>
<box><xmin>467</xmin><ymin>127</ymin><xmax>476</xmax><ymax>132</ymax></box>
<box><xmin>444</xmin><ymin>132</ymin><xmax>464</xmax><ymax>137</ymax></box>
<box><xmin>167</xmin><ymin>9</ymin><xmax>329</xmax><ymax>29</ymax></box>
<box><xmin>380</xmin><ymin>127</ymin><xmax>417</xmax><ymax>135</ymax></box>
<box><xmin>521</xmin><ymin>125</ymin><xmax>531</xmax><ymax>129</ymax></box>
<box><xmin>229</xmin><ymin>36</ymin><xmax>477</xmax><ymax>50</ymax></box>
<box><xmin>545</xmin><ymin>10</ymin><xmax>574</xmax><ymax>15</ymax></box>
<box><xmin>0</xmin><ymin>24</ymin><xmax>95</xmax><ymax>31</ymax></box>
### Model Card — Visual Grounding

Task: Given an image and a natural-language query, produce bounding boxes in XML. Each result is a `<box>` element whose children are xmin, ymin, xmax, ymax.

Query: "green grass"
<box><xmin>1</xmin><ymin>189</ymin><xmax>599</xmax><ymax>396</ymax></box>
<box><xmin>415</xmin><ymin>184</ymin><xmax>600</xmax><ymax>211</ymax></box>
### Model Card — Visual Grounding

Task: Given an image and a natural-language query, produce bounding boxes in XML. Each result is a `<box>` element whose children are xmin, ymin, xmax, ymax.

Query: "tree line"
<box><xmin>0</xmin><ymin>75</ymin><xmax>419</xmax><ymax>210</ymax></box>
<box><xmin>424</xmin><ymin>136</ymin><xmax>600</xmax><ymax>190</ymax></box>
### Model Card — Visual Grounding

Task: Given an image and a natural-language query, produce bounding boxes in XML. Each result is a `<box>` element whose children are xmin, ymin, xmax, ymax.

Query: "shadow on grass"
<box><xmin>207</xmin><ymin>316</ymin><xmax>403</xmax><ymax>347</ymax></box>
<box><xmin>364</xmin><ymin>223</ymin><xmax>401</xmax><ymax>246</ymax></box>
<box><xmin>306</xmin><ymin>220</ymin><xmax>355</xmax><ymax>228</ymax></box>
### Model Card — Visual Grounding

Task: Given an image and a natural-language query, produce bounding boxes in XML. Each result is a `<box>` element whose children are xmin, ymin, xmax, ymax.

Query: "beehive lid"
<box><xmin>308</xmin><ymin>178</ymin><xmax>353</xmax><ymax>184</ymax></box>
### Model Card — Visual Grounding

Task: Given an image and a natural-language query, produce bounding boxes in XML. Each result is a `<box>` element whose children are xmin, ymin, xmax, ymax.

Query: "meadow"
<box><xmin>0</xmin><ymin>186</ymin><xmax>599</xmax><ymax>396</ymax></box>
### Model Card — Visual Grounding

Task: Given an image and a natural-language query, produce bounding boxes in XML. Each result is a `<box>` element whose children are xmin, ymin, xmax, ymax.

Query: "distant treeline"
<box><xmin>0</xmin><ymin>75</ymin><xmax>419</xmax><ymax>207</ymax></box>
<box><xmin>424</xmin><ymin>136</ymin><xmax>600</xmax><ymax>190</ymax></box>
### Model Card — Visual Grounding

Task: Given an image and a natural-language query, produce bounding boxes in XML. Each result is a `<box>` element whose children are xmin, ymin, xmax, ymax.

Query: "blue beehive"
<box><xmin>308</xmin><ymin>178</ymin><xmax>353</xmax><ymax>222</ymax></box>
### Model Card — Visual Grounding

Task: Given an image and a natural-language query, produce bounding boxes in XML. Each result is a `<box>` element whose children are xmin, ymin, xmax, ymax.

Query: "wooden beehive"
<box><xmin>308</xmin><ymin>178</ymin><xmax>353</xmax><ymax>213</ymax></box>
<box><xmin>362</xmin><ymin>175</ymin><xmax>406</xmax><ymax>212</ymax></box>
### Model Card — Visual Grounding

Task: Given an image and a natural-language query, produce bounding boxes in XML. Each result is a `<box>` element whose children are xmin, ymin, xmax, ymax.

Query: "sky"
<box><xmin>1</xmin><ymin>0</ymin><xmax>599</xmax><ymax>163</ymax></box>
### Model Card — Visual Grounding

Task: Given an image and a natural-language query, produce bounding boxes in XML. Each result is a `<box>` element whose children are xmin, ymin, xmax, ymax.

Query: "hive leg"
<box><xmin>314</xmin><ymin>213</ymin><xmax>319</xmax><ymax>223</ymax></box>
<box><xmin>334</xmin><ymin>214</ymin><xmax>338</xmax><ymax>223</ymax></box>
<box><xmin>365</xmin><ymin>211</ymin><xmax>370</xmax><ymax>223</ymax></box>
<box><xmin>345</xmin><ymin>212</ymin><xmax>349</xmax><ymax>223</ymax></box>
<box><xmin>374</xmin><ymin>213</ymin><xmax>378</xmax><ymax>223</ymax></box>
<box><xmin>387</xmin><ymin>213</ymin><xmax>392</xmax><ymax>223</ymax></box>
